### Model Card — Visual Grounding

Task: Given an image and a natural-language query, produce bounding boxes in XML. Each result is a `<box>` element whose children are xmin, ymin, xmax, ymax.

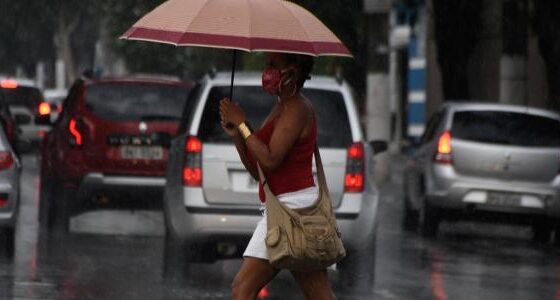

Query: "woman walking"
<box><xmin>219</xmin><ymin>52</ymin><xmax>336</xmax><ymax>300</ymax></box>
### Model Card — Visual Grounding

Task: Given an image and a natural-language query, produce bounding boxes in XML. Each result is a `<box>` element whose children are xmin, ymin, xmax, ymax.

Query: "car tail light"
<box><xmin>0</xmin><ymin>79</ymin><xmax>17</xmax><ymax>89</ymax></box>
<box><xmin>183</xmin><ymin>135</ymin><xmax>202</xmax><ymax>186</ymax></box>
<box><xmin>0</xmin><ymin>198</ymin><xmax>7</xmax><ymax>208</ymax></box>
<box><xmin>434</xmin><ymin>131</ymin><xmax>453</xmax><ymax>164</ymax></box>
<box><xmin>38</xmin><ymin>102</ymin><xmax>51</xmax><ymax>116</ymax></box>
<box><xmin>345</xmin><ymin>142</ymin><xmax>364</xmax><ymax>193</ymax></box>
<box><xmin>0</xmin><ymin>151</ymin><xmax>14</xmax><ymax>170</ymax></box>
<box><xmin>69</xmin><ymin>119</ymin><xmax>83</xmax><ymax>146</ymax></box>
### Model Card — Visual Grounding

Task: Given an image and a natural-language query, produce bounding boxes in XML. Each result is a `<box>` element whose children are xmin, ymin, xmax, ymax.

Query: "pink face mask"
<box><xmin>262</xmin><ymin>68</ymin><xmax>282</xmax><ymax>95</ymax></box>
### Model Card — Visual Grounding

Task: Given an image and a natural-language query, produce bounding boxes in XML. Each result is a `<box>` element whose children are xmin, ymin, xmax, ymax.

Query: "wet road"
<box><xmin>1</xmin><ymin>154</ymin><xmax>560</xmax><ymax>299</ymax></box>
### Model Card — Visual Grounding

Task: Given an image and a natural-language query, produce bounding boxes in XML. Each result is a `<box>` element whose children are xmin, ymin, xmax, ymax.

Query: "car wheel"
<box><xmin>532</xmin><ymin>219</ymin><xmax>551</xmax><ymax>244</ymax></box>
<box><xmin>38</xmin><ymin>176</ymin><xmax>54</xmax><ymax>230</ymax></box>
<box><xmin>338</xmin><ymin>245</ymin><xmax>376</xmax><ymax>294</ymax></box>
<box><xmin>402</xmin><ymin>195</ymin><xmax>419</xmax><ymax>232</ymax></box>
<box><xmin>0</xmin><ymin>227</ymin><xmax>15</xmax><ymax>256</ymax></box>
<box><xmin>45</xmin><ymin>182</ymin><xmax>72</xmax><ymax>235</ymax></box>
<box><xmin>420</xmin><ymin>202</ymin><xmax>440</xmax><ymax>238</ymax></box>
<box><xmin>162</xmin><ymin>230</ymin><xmax>212</xmax><ymax>281</ymax></box>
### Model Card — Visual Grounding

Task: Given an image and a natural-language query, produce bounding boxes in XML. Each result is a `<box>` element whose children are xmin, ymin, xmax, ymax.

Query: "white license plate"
<box><xmin>120</xmin><ymin>146</ymin><xmax>163</xmax><ymax>160</ymax></box>
<box><xmin>487</xmin><ymin>192</ymin><xmax>521</xmax><ymax>206</ymax></box>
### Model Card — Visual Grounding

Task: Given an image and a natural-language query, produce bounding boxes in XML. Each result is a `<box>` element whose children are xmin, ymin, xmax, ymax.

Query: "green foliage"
<box><xmin>532</xmin><ymin>0</ymin><xmax>560</xmax><ymax>108</ymax></box>
<box><xmin>0</xmin><ymin>0</ymin><xmax>54</xmax><ymax>75</ymax></box>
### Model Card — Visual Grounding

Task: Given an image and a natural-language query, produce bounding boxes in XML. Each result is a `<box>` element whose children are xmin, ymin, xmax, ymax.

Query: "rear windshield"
<box><xmin>85</xmin><ymin>83</ymin><xmax>191</xmax><ymax>121</ymax></box>
<box><xmin>451</xmin><ymin>110</ymin><xmax>560</xmax><ymax>147</ymax></box>
<box><xmin>2</xmin><ymin>86</ymin><xmax>43</xmax><ymax>111</ymax></box>
<box><xmin>197</xmin><ymin>86</ymin><xmax>353</xmax><ymax>148</ymax></box>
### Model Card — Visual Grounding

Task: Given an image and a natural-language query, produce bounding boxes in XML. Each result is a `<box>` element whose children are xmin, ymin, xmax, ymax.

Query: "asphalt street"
<box><xmin>1</xmin><ymin>154</ymin><xmax>559</xmax><ymax>299</ymax></box>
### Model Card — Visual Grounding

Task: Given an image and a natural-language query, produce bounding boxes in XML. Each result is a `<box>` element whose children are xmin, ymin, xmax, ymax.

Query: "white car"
<box><xmin>0</xmin><ymin>78</ymin><xmax>51</xmax><ymax>147</ymax></box>
<box><xmin>163</xmin><ymin>72</ymin><xmax>386</xmax><ymax>291</ymax></box>
<box><xmin>43</xmin><ymin>88</ymin><xmax>67</xmax><ymax>123</ymax></box>
<box><xmin>0</xmin><ymin>120</ymin><xmax>22</xmax><ymax>256</ymax></box>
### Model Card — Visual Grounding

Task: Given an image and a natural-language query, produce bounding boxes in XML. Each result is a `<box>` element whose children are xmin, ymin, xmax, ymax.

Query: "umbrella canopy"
<box><xmin>121</xmin><ymin>0</ymin><xmax>352</xmax><ymax>57</ymax></box>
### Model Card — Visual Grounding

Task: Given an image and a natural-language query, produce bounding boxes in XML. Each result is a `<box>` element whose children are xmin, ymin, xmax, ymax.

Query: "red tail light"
<box><xmin>183</xmin><ymin>136</ymin><xmax>202</xmax><ymax>186</ymax></box>
<box><xmin>345</xmin><ymin>142</ymin><xmax>364</xmax><ymax>193</ymax></box>
<box><xmin>38</xmin><ymin>102</ymin><xmax>51</xmax><ymax>116</ymax></box>
<box><xmin>434</xmin><ymin>131</ymin><xmax>453</xmax><ymax>164</ymax></box>
<box><xmin>0</xmin><ymin>198</ymin><xmax>7</xmax><ymax>208</ymax></box>
<box><xmin>69</xmin><ymin>119</ymin><xmax>83</xmax><ymax>146</ymax></box>
<box><xmin>0</xmin><ymin>151</ymin><xmax>14</xmax><ymax>170</ymax></box>
<box><xmin>0</xmin><ymin>79</ymin><xmax>17</xmax><ymax>89</ymax></box>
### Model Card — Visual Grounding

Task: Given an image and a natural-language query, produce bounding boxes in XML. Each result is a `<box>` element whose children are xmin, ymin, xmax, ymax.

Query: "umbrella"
<box><xmin>121</xmin><ymin>0</ymin><xmax>352</xmax><ymax>98</ymax></box>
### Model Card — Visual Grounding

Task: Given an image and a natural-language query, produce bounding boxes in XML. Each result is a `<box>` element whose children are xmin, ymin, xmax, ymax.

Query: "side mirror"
<box><xmin>35</xmin><ymin>115</ymin><xmax>52</xmax><ymax>126</ymax></box>
<box><xmin>15</xmin><ymin>139</ymin><xmax>33</xmax><ymax>154</ymax></box>
<box><xmin>369</xmin><ymin>140</ymin><xmax>388</xmax><ymax>155</ymax></box>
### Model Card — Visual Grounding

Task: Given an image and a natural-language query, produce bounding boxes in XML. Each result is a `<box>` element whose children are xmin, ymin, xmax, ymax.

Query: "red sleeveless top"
<box><xmin>251</xmin><ymin>115</ymin><xmax>317</xmax><ymax>202</ymax></box>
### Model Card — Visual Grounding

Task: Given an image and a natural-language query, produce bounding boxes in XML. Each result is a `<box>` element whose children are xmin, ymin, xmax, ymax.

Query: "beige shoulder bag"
<box><xmin>257</xmin><ymin>145</ymin><xmax>346</xmax><ymax>271</ymax></box>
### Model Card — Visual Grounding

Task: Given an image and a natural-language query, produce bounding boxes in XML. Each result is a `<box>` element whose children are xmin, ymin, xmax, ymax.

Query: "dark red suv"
<box><xmin>39</xmin><ymin>76</ymin><xmax>193</xmax><ymax>232</ymax></box>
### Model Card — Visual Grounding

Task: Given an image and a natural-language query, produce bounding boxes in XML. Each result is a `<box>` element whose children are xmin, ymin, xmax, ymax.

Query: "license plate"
<box><xmin>120</xmin><ymin>146</ymin><xmax>163</xmax><ymax>160</ymax></box>
<box><xmin>487</xmin><ymin>192</ymin><xmax>521</xmax><ymax>206</ymax></box>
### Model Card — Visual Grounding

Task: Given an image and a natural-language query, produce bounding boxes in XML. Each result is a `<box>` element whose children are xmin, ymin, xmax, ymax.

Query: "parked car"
<box><xmin>0</xmin><ymin>122</ymin><xmax>22</xmax><ymax>256</ymax></box>
<box><xmin>0</xmin><ymin>88</ymin><xmax>19</xmax><ymax>147</ymax></box>
<box><xmin>163</xmin><ymin>72</ymin><xmax>385</xmax><ymax>290</ymax></box>
<box><xmin>402</xmin><ymin>102</ymin><xmax>560</xmax><ymax>242</ymax></box>
<box><xmin>39</xmin><ymin>76</ymin><xmax>193</xmax><ymax>233</ymax></box>
<box><xmin>0</xmin><ymin>78</ymin><xmax>51</xmax><ymax>147</ymax></box>
<box><xmin>43</xmin><ymin>88</ymin><xmax>67</xmax><ymax>123</ymax></box>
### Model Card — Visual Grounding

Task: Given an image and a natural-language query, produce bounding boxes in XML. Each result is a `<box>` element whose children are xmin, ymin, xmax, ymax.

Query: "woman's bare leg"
<box><xmin>231</xmin><ymin>257</ymin><xmax>279</xmax><ymax>300</ymax></box>
<box><xmin>291</xmin><ymin>269</ymin><xmax>336</xmax><ymax>300</ymax></box>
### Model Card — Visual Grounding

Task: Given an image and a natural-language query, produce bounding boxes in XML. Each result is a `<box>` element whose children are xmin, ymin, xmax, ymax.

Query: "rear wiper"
<box><xmin>140</xmin><ymin>115</ymin><xmax>181</xmax><ymax>121</ymax></box>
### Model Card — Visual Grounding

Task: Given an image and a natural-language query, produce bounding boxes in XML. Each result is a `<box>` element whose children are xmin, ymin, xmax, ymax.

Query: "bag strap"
<box><xmin>256</xmin><ymin>143</ymin><xmax>332</xmax><ymax>223</ymax></box>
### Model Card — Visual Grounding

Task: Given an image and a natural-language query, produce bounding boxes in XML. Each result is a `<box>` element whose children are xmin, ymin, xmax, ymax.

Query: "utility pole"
<box><xmin>364</xmin><ymin>0</ymin><xmax>391</xmax><ymax>184</ymax></box>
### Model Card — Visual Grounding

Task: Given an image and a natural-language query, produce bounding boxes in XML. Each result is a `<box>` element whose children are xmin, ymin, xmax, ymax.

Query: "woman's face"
<box><xmin>262</xmin><ymin>53</ymin><xmax>295</xmax><ymax>95</ymax></box>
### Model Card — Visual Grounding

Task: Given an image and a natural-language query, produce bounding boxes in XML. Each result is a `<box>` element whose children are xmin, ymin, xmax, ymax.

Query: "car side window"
<box><xmin>420</xmin><ymin>111</ymin><xmax>443</xmax><ymax>144</ymax></box>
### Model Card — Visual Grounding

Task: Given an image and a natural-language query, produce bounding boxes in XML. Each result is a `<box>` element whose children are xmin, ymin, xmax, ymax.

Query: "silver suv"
<box><xmin>403</xmin><ymin>102</ymin><xmax>560</xmax><ymax>242</ymax></box>
<box><xmin>163</xmin><ymin>72</ymin><xmax>383</xmax><ymax>290</ymax></box>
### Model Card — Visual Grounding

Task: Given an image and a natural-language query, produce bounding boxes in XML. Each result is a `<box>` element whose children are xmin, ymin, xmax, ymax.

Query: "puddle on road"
<box><xmin>70</xmin><ymin>210</ymin><xmax>164</xmax><ymax>236</ymax></box>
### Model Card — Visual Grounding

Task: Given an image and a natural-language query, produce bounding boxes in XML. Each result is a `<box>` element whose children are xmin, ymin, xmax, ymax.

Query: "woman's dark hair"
<box><xmin>284</xmin><ymin>54</ymin><xmax>314</xmax><ymax>88</ymax></box>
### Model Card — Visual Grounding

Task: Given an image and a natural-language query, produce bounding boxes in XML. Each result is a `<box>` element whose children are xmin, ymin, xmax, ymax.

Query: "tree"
<box><xmin>0</xmin><ymin>0</ymin><xmax>54</xmax><ymax>77</ymax></box>
<box><xmin>433</xmin><ymin>0</ymin><xmax>482</xmax><ymax>100</ymax></box>
<box><xmin>532</xmin><ymin>0</ymin><xmax>560</xmax><ymax>110</ymax></box>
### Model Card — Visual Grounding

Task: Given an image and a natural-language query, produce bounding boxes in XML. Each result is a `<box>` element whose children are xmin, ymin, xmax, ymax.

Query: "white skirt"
<box><xmin>243</xmin><ymin>186</ymin><xmax>319</xmax><ymax>260</ymax></box>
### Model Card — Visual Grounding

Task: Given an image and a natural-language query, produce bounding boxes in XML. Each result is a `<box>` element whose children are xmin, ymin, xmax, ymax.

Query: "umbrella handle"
<box><xmin>225</xmin><ymin>50</ymin><xmax>237</xmax><ymax>129</ymax></box>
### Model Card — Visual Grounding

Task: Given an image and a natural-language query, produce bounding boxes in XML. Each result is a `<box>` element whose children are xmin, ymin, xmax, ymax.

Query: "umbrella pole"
<box><xmin>229</xmin><ymin>50</ymin><xmax>237</xmax><ymax>100</ymax></box>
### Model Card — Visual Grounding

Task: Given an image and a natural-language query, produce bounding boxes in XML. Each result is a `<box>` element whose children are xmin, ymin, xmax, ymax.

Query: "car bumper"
<box><xmin>427</xmin><ymin>165</ymin><xmax>560</xmax><ymax>218</ymax></box>
<box><xmin>19</xmin><ymin>124</ymin><xmax>50</xmax><ymax>143</ymax></box>
<box><xmin>71</xmin><ymin>173</ymin><xmax>166</xmax><ymax>215</ymax></box>
<box><xmin>165</xmin><ymin>187</ymin><xmax>379</xmax><ymax>252</ymax></box>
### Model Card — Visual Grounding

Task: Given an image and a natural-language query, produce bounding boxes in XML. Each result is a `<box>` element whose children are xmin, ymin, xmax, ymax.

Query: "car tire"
<box><xmin>402</xmin><ymin>195</ymin><xmax>419</xmax><ymax>232</ymax></box>
<box><xmin>338</xmin><ymin>245</ymin><xmax>376</xmax><ymax>294</ymax></box>
<box><xmin>0</xmin><ymin>227</ymin><xmax>15</xmax><ymax>257</ymax></box>
<box><xmin>420</xmin><ymin>202</ymin><xmax>440</xmax><ymax>238</ymax></box>
<box><xmin>532</xmin><ymin>219</ymin><xmax>551</xmax><ymax>244</ymax></box>
<box><xmin>38</xmin><ymin>176</ymin><xmax>54</xmax><ymax>230</ymax></box>
<box><xmin>162</xmin><ymin>230</ymin><xmax>212</xmax><ymax>281</ymax></box>
<box><xmin>43</xmin><ymin>181</ymin><xmax>71</xmax><ymax>235</ymax></box>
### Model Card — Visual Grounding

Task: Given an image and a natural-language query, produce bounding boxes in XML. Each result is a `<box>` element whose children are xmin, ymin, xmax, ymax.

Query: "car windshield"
<box><xmin>451</xmin><ymin>110</ymin><xmax>560</xmax><ymax>147</ymax></box>
<box><xmin>85</xmin><ymin>83</ymin><xmax>191</xmax><ymax>121</ymax></box>
<box><xmin>197</xmin><ymin>85</ymin><xmax>353</xmax><ymax>148</ymax></box>
<box><xmin>2</xmin><ymin>86</ymin><xmax>43</xmax><ymax>111</ymax></box>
